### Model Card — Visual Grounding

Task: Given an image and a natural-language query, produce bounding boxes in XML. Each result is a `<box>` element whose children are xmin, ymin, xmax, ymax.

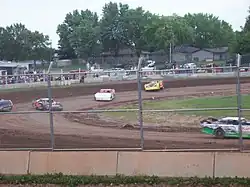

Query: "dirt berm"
<box><xmin>1</xmin><ymin>77</ymin><xmax>249</xmax><ymax>104</ymax></box>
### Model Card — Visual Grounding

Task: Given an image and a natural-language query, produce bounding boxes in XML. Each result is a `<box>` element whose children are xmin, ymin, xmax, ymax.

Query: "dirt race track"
<box><xmin>1</xmin><ymin>77</ymin><xmax>250</xmax><ymax>150</ymax></box>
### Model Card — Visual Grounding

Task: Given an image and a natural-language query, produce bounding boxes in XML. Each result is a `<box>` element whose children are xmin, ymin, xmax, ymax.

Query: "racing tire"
<box><xmin>36</xmin><ymin>104</ymin><xmax>44</xmax><ymax>111</ymax></box>
<box><xmin>2</xmin><ymin>107</ymin><xmax>12</xmax><ymax>112</ymax></box>
<box><xmin>6</xmin><ymin>106</ymin><xmax>12</xmax><ymax>112</ymax></box>
<box><xmin>215</xmin><ymin>128</ymin><xmax>225</xmax><ymax>139</ymax></box>
<box><xmin>35</xmin><ymin>106</ymin><xmax>40</xmax><ymax>110</ymax></box>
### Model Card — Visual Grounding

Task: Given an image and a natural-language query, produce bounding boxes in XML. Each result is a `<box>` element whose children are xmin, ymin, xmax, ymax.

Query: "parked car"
<box><xmin>0</xmin><ymin>99</ymin><xmax>13</xmax><ymax>112</ymax></box>
<box><xmin>32</xmin><ymin>98</ymin><xmax>63</xmax><ymax>111</ymax></box>
<box><xmin>94</xmin><ymin>89</ymin><xmax>115</xmax><ymax>101</ymax></box>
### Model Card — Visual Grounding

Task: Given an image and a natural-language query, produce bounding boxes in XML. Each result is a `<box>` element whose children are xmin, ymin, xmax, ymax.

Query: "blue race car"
<box><xmin>0</xmin><ymin>99</ymin><xmax>13</xmax><ymax>112</ymax></box>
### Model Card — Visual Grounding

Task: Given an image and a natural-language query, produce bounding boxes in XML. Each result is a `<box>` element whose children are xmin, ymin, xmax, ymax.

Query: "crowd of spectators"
<box><xmin>0</xmin><ymin>70</ymin><xmax>87</xmax><ymax>85</ymax></box>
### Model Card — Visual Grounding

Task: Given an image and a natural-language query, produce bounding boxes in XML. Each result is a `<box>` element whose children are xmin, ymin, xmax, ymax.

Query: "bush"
<box><xmin>0</xmin><ymin>174</ymin><xmax>250</xmax><ymax>186</ymax></box>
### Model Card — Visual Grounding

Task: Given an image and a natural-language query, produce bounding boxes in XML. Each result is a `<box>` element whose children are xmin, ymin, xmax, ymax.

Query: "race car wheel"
<box><xmin>215</xmin><ymin>128</ymin><xmax>225</xmax><ymax>139</ymax></box>
<box><xmin>36</xmin><ymin>104</ymin><xmax>44</xmax><ymax>110</ymax></box>
<box><xmin>7</xmin><ymin>106</ymin><xmax>12</xmax><ymax>112</ymax></box>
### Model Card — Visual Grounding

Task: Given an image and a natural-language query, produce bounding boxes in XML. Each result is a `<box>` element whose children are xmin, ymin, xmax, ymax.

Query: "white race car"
<box><xmin>200</xmin><ymin>116</ymin><xmax>250</xmax><ymax>139</ymax></box>
<box><xmin>94</xmin><ymin>89</ymin><xmax>115</xmax><ymax>101</ymax></box>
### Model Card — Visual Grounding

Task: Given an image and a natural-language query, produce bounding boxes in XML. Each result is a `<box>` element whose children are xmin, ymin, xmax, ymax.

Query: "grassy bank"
<box><xmin>105</xmin><ymin>95</ymin><xmax>250</xmax><ymax>122</ymax></box>
<box><xmin>0</xmin><ymin>174</ymin><xmax>250</xmax><ymax>186</ymax></box>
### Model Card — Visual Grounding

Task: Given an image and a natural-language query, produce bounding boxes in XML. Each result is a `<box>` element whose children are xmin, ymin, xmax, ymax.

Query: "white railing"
<box><xmin>0</xmin><ymin>66</ymin><xmax>249</xmax><ymax>89</ymax></box>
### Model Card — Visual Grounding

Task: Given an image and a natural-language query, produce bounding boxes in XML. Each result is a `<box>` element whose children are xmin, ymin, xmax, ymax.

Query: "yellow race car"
<box><xmin>144</xmin><ymin>80</ymin><xmax>164</xmax><ymax>91</ymax></box>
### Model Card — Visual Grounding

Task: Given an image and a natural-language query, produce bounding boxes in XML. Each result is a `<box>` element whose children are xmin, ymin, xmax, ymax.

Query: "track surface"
<box><xmin>1</xmin><ymin>77</ymin><xmax>250</xmax><ymax>150</ymax></box>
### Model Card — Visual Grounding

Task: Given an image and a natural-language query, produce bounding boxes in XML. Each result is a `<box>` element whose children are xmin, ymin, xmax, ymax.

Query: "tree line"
<box><xmin>0</xmin><ymin>23</ymin><xmax>52</xmax><ymax>61</ymax></box>
<box><xmin>0</xmin><ymin>2</ymin><xmax>249</xmax><ymax>62</ymax></box>
<box><xmin>56</xmin><ymin>2</ymin><xmax>250</xmax><ymax>60</ymax></box>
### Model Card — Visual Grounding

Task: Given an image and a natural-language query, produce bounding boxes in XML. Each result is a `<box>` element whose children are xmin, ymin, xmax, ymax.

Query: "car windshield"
<box><xmin>0</xmin><ymin>100</ymin><xmax>10</xmax><ymax>106</ymax></box>
<box><xmin>217</xmin><ymin>120</ymin><xmax>227</xmax><ymax>124</ymax></box>
<box><xmin>243</xmin><ymin>122</ymin><xmax>250</xmax><ymax>125</ymax></box>
<box><xmin>42</xmin><ymin>99</ymin><xmax>54</xmax><ymax>103</ymax></box>
<box><xmin>147</xmin><ymin>82</ymin><xmax>156</xmax><ymax>86</ymax></box>
<box><xmin>218</xmin><ymin>119</ymin><xmax>247</xmax><ymax>125</ymax></box>
<box><xmin>100</xmin><ymin>89</ymin><xmax>111</xmax><ymax>93</ymax></box>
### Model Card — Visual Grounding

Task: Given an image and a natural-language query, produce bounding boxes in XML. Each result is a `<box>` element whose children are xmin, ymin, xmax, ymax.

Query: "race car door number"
<box><xmin>242</xmin><ymin>126</ymin><xmax>250</xmax><ymax>133</ymax></box>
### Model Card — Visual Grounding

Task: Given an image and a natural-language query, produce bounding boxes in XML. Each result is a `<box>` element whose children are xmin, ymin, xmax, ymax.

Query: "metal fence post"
<box><xmin>47</xmin><ymin>62</ymin><xmax>55</xmax><ymax>151</ymax></box>
<box><xmin>236</xmin><ymin>54</ymin><xmax>243</xmax><ymax>151</ymax></box>
<box><xmin>137</xmin><ymin>57</ymin><xmax>144</xmax><ymax>150</ymax></box>
<box><xmin>5</xmin><ymin>71</ymin><xmax>7</xmax><ymax>86</ymax></box>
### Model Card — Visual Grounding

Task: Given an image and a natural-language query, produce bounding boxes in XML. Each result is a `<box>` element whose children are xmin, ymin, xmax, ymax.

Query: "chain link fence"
<box><xmin>0</xmin><ymin>55</ymin><xmax>248</xmax><ymax>151</ymax></box>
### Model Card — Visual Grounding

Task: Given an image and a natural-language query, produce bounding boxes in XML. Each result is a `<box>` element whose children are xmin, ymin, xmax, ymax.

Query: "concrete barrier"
<box><xmin>2</xmin><ymin>151</ymin><xmax>250</xmax><ymax>177</ymax></box>
<box><xmin>29</xmin><ymin>151</ymin><xmax>117</xmax><ymax>175</ymax></box>
<box><xmin>0</xmin><ymin>151</ymin><xmax>29</xmax><ymax>174</ymax></box>
<box><xmin>214</xmin><ymin>152</ymin><xmax>250</xmax><ymax>177</ymax></box>
<box><xmin>117</xmin><ymin>152</ymin><xmax>214</xmax><ymax>177</ymax></box>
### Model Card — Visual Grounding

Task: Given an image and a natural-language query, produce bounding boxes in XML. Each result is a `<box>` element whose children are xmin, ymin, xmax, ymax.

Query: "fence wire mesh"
<box><xmin>0</xmin><ymin>55</ymin><xmax>249</xmax><ymax>151</ymax></box>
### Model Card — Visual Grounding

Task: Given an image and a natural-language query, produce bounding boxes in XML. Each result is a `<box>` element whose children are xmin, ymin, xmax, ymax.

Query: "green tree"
<box><xmin>243</xmin><ymin>6</ymin><xmax>250</xmax><ymax>32</ymax></box>
<box><xmin>237</xmin><ymin>32</ymin><xmax>250</xmax><ymax>54</ymax></box>
<box><xmin>57</xmin><ymin>23</ymin><xmax>76</xmax><ymax>59</ymax></box>
<box><xmin>100</xmin><ymin>2</ymin><xmax>131</xmax><ymax>56</ymax></box>
<box><xmin>57</xmin><ymin>9</ymin><xmax>100</xmax><ymax>59</ymax></box>
<box><xmin>142</xmin><ymin>14</ymin><xmax>194</xmax><ymax>52</ymax></box>
<box><xmin>0</xmin><ymin>23</ymin><xmax>51</xmax><ymax>61</ymax></box>
<box><xmin>0</xmin><ymin>26</ymin><xmax>13</xmax><ymax>60</ymax></box>
<box><xmin>142</xmin><ymin>14</ymin><xmax>171</xmax><ymax>52</ymax></box>
<box><xmin>121</xmin><ymin>7</ymin><xmax>150</xmax><ymax>55</ymax></box>
<box><xmin>56</xmin><ymin>1</ymin><xmax>241</xmax><ymax>59</ymax></box>
<box><xmin>184</xmin><ymin>13</ymin><xmax>235</xmax><ymax>48</ymax></box>
<box><xmin>234</xmin><ymin>7</ymin><xmax>250</xmax><ymax>54</ymax></box>
<box><xmin>166</xmin><ymin>14</ymin><xmax>194</xmax><ymax>45</ymax></box>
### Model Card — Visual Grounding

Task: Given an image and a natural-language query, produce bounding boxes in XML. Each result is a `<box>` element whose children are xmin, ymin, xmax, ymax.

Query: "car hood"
<box><xmin>145</xmin><ymin>83</ymin><xmax>156</xmax><ymax>87</ymax></box>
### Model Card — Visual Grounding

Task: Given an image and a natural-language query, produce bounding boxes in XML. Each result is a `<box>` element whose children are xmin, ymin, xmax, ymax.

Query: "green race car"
<box><xmin>200</xmin><ymin>117</ymin><xmax>250</xmax><ymax>139</ymax></box>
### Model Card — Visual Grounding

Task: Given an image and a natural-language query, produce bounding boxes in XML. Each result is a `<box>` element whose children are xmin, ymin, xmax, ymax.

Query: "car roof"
<box><xmin>220</xmin><ymin>117</ymin><xmax>246</xmax><ymax>121</ymax></box>
<box><xmin>0</xmin><ymin>99</ymin><xmax>9</xmax><ymax>102</ymax></box>
<box><xmin>150</xmin><ymin>80</ymin><xmax>162</xmax><ymax>83</ymax></box>
<box><xmin>0</xmin><ymin>100</ymin><xmax>11</xmax><ymax>104</ymax></box>
<box><xmin>148</xmin><ymin>81</ymin><xmax>156</xmax><ymax>83</ymax></box>
<box><xmin>38</xmin><ymin>98</ymin><xmax>53</xmax><ymax>100</ymax></box>
<box><xmin>100</xmin><ymin>89</ymin><xmax>113</xmax><ymax>92</ymax></box>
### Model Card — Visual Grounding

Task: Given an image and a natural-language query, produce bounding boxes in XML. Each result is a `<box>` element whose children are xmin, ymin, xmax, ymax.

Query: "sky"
<box><xmin>1</xmin><ymin>0</ymin><xmax>249</xmax><ymax>48</ymax></box>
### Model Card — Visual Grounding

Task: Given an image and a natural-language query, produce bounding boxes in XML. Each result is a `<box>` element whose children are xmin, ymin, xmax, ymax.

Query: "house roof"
<box><xmin>150</xmin><ymin>49</ymin><xmax>166</xmax><ymax>55</ymax></box>
<box><xmin>204</xmin><ymin>47</ymin><xmax>228</xmax><ymax>53</ymax></box>
<box><xmin>173</xmin><ymin>45</ymin><xmax>200</xmax><ymax>54</ymax></box>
